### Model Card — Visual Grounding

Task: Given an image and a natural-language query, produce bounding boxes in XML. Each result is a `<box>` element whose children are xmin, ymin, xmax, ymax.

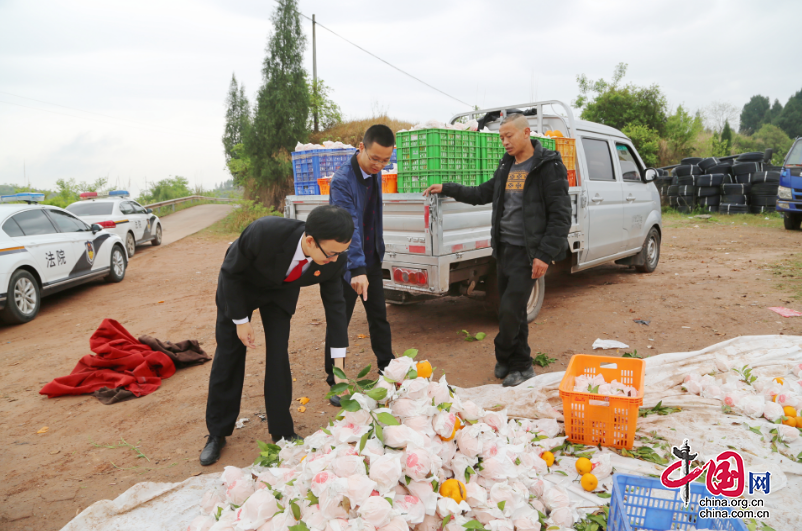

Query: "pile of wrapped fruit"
<box><xmin>189</xmin><ymin>351</ymin><xmax>612</xmax><ymax>531</ymax></box>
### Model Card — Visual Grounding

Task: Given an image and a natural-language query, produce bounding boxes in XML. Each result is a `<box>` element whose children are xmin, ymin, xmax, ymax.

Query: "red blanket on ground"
<box><xmin>40</xmin><ymin>319</ymin><xmax>176</xmax><ymax>398</ymax></box>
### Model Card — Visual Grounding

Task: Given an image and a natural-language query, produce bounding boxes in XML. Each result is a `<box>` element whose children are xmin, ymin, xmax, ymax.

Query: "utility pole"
<box><xmin>312</xmin><ymin>14</ymin><xmax>318</xmax><ymax>132</ymax></box>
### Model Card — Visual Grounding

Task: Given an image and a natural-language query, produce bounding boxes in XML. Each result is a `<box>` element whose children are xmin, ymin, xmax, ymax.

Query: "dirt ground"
<box><xmin>1</xmin><ymin>213</ymin><xmax>801</xmax><ymax>529</ymax></box>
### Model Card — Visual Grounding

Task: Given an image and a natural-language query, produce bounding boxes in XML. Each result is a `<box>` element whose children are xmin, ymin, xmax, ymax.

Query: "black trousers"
<box><xmin>494</xmin><ymin>243</ymin><xmax>536</xmax><ymax>371</ymax></box>
<box><xmin>206</xmin><ymin>302</ymin><xmax>295</xmax><ymax>440</ymax></box>
<box><xmin>324</xmin><ymin>262</ymin><xmax>394</xmax><ymax>386</ymax></box>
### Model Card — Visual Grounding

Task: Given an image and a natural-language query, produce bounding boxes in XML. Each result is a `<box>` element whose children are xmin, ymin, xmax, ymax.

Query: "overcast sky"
<box><xmin>1</xmin><ymin>0</ymin><xmax>800</xmax><ymax>197</ymax></box>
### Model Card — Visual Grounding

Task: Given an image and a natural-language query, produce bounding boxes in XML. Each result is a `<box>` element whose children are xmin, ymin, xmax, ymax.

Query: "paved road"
<box><xmin>135</xmin><ymin>203</ymin><xmax>234</xmax><ymax>254</ymax></box>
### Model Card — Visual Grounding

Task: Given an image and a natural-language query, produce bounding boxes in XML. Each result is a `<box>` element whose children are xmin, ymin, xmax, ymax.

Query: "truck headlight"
<box><xmin>778</xmin><ymin>186</ymin><xmax>793</xmax><ymax>200</ymax></box>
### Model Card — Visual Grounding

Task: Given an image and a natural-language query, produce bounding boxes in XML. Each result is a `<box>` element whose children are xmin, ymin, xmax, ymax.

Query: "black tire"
<box><xmin>106</xmin><ymin>244</ymin><xmax>127</xmax><ymax>283</ymax></box>
<box><xmin>698</xmin><ymin>195</ymin><xmax>720</xmax><ymax>206</ymax></box>
<box><xmin>734</xmin><ymin>173</ymin><xmax>752</xmax><ymax>184</ymax></box>
<box><xmin>677</xmin><ymin>195</ymin><xmax>695</xmax><ymax>207</ymax></box>
<box><xmin>677</xmin><ymin>175</ymin><xmax>695</xmax><ymax>186</ymax></box>
<box><xmin>125</xmin><ymin>232</ymin><xmax>136</xmax><ymax>258</ymax></box>
<box><xmin>1</xmin><ymin>269</ymin><xmax>40</xmax><ymax>324</ymax></box>
<box><xmin>719</xmin><ymin>204</ymin><xmax>749</xmax><ymax>214</ymax></box>
<box><xmin>721</xmin><ymin>194</ymin><xmax>748</xmax><ymax>205</ymax></box>
<box><xmin>699</xmin><ymin>157</ymin><xmax>719</xmax><ymax>171</ymax></box>
<box><xmin>722</xmin><ymin>183</ymin><xmax>751</xmax><ymax>195</ymax></box>
<box><xmin>635</xmin><ymin>227</ymin><xmax>660</xmax><ymax>273</ymax></box>
<box><xmin>733</xmin><ymin>162</ymin><xmax>761</xmax><ymax>175</ymax></box>
<box><xmin>750</xmin><ymin>171</ymin><xmax>780</xmax><ymax>184</ymax></box>
<box><xmin>751</xmin><ymin>195</ymin><xmax>777</xmax><ymax>206</ymax></box>
<box><xmin>151</xmin><ymin>224</ymin><xmax>162</xmax><ymax>246</ymax></box>
<box><xmin>667</xmin><ymin>185</ymin><xmax>679</xmax><ymax>196</ymax></box>
<box><xmin>736</xmin><ymin>152</ymin><xmax>764</xmax><ymax>162</ymax></box>
<box><xmin>784</xmin><ymin>213</ymin><xmax>802</xmax><ymax>230</ymax></box>
<box><xmin>676</xmin><ymin>164</ymin><xmax>702</xmax><ymax>177</ymax></box>
<box><xmin>695</xmin><ymin>174</ymin><xmax>726</xmax><ymax>187</ymax></box>
<box><xmin>702</xmin><ymin>205</ymin><xmax>719</xmax><ymax>213</ymax></box>
<box><xmin>671</xmin><ymin>175</ymin><xmax>679</xmax><ymax>185</ymax></box>
<box><xmin>707</xmin><ymin>163</ymin><xmax>732</xmax><ymax>176</ymax></box>
<box><xmin>669</xmin><ymin>196</ymin><xmax>680</xmax><ymax>207</ymax></box>
<box><xmin>751</xmin><ymin>183</ymin><xmax>780</xmax><ymax>195</ymax></box>
<box><xmin>677</xmin><ymin>185</ymin><xmax>696</xmax><ymax>196</ymax></box>
<box><xmin>681</xmin><ymin>157</ymin><xmax>703</xmax><ymax>165</ymax></box>
<box><xmin>750</xmin><ymin>205</ymin><xmax>776</xmax><ymax>214</ymax></box>
<box><xmin>483</xmin><ymin>269</ymin><xmax>544</xmax><ymax>323</ymax></box>
<box><xmin>696</xmin><ymin>186</ymin><xmax>719</xmax><ymax>197</ymax></box>
<box><xmin>677</xmin><ymin>205</ymin><xmax>694</xmax><ymax>213</ymax></box>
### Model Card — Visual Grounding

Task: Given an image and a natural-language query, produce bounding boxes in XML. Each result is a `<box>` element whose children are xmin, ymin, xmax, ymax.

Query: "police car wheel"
<box><xmin>126</xmin><ymin>232</ymin><xmax>136</xmax><ymax>257</ymax></box>
<box><xmin>106</xmin><ymin>245</ymin><xmax>127</xmax><ymax>283</ymax></box>
<box><xmin>1</xmin><ymin>269</ymin><xmax>40</xmax><ymax>324</ymax></box>
<box><xmin>151</xmin><ymin>224</ymin><xmax>162</xmax><ymax>246</ymax></box>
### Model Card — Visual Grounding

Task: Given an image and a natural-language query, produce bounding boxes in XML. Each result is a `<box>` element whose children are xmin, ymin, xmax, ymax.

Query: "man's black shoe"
<box><xmin>329</xmin><ymin>394</ymin><xmax>342</xmax><ymax>407</ymax></box>
<box><xmin>502</xmin><ymin>366</ymin><xmax>535</xmax><ymax>387</ymax></box>
<box><xmin>273</xmin><ymin>433</ymin><xmax>304</xmax><ymax>444</ymax></box>
<box><xmin>494</xmin><ymin>362</ymin><xmax>510</xmax><ymax>379</ymax></box>
<box><xmin>199</xmin><ymin>435</ymin><xmax>226</xmax><ymax>466</ymax></box>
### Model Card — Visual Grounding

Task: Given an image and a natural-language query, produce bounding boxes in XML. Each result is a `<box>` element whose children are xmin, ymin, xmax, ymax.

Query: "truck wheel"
<box><xmin>783</xmin><ymin>213</ymin><xmax>802</xmax><ymax>231</ymax></box>
<box><xmin>1</xmin><ymin>269</ymin><xmax>40</xmax><ymax>324</ymax></box>
<box><xmin>635</xmin><ymin>227</ymin><xmax>661</xmax><ymax>273</ymax></box>
<box><xmin>483</xmin><ymin>272</ymin><xmax>545</xmax><ymax>323</ymax></box>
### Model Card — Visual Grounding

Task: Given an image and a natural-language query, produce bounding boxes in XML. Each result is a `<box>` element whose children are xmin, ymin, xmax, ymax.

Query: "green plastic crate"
<box><xmin>397</xmin><ymin>171</ymin><xmax>442</xmax><ymax>193</ymax></box>
<box><xmin>534</xmin><ymin>136</ymin><xmax>556</xmax><ymax>151</ymax></box>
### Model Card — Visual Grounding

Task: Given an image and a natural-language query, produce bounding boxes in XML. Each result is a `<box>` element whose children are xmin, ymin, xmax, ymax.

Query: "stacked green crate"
<box><xmin>397</xmin><ymin>129</ymin><xmax>486</xmax><ymax>190</ymax></box>
<box><xmin>533</xmin><ymin>136</ymin><xmax>556</xmax><ymax>151</ymax></box>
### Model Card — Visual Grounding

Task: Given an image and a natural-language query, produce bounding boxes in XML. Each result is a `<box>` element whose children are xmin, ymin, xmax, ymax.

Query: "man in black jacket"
<box><xmin>424</xmin><ymin>114</ymin><xmax>571</xmax><ymax>387</ymax></box>
<box><xmin>200</xmin><ymin>205</ymin><xmax>354</xmax><ymax>465</ymax></box>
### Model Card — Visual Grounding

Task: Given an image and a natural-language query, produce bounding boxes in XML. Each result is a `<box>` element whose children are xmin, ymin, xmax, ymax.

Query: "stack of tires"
<box><xmin>695</xmin><ymin>157</ymin><xmax>727</xmax><ymax>212</ymax></box>
<box><xmin>750</xmin><ymin>170</ymin><xmax>780</xmax><ymax>213</ymax></box>
<box><xmin>656</xmin><ymin>169</ymin><xmax>672</xmax><ymax>205</ymax></box>
<box><xmin>674</xmin><ymin>158</ymin><xmax>703</xmax><ymax>213</ymax></box>
<box><xmin>667</xmin><ymin>168</ymin><xmax>680</xmax><ymax>208</ymax></box>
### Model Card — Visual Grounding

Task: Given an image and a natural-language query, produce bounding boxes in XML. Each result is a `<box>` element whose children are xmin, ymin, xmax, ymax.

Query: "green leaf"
<box><xmin>475</xmin><ymin>332</ymin><xmax>486</xmax><ymax>341</ymax></box>
<box><xmin>405</xmin><ymin>475</ymin><xmax>412</xmax><ymax>485</ymax></box>
<box><xmin>761</xmin><ymin>524</ymin><xmax>776</xmax><ymax>531</ymax></box>
<box><xmin>514</xmin><ymin>457</ymin><xmax>521</xmax><ymax>465</ymax></box>
<box><xmin>357</xmin><ymin>379</ymin><xmax>375</xmax><ymax>388</ymax></box>
<box><xmin>357</xmin><ymin>365</ymin><xmax>372</xmax><ymax>378</ymax></box>
<box><xmin>306</xmin><ymin>491</ymin><xmax>319</xmax><ymax>505</ymax></box>
<box><xmin>383</xmin><ymin>376</ymin><xmax>397</xmax><ymax>384</ymax></box>
<box><xmin>464</xmin><ymin>466</ymin><xmax>476</xmax><ymax>483</ymax></box>
<box><xmin>377</xmin><ymin>412</ymin><xmax>401</xmax><ymax>426</ymax></box>
<box><xmin>215</xmin><ymin>505</ymin><xmax>223</xmax><ymax>521</ymax></box>
<box><xmin>403</xmin><ymin>348</ymin><xmax>419</xmax><ymax>359</ymax></box>
<box><xmin>597</xmin><ymin>492</ymin><xmax>612</xmax><ymax>499</ymax></box>
<box><xmin>289</xmin><ymin>523</ymin><xmax>310</xmax><ymax>531</ymax></box>
<box><xmin>622</xmin><ymin>350</ymin><xmax>643</xmax><ymax>358</ymax></box>
<box><xmin>366</xmin><ymin>387</ymin><xmax>388</xmax><ymax>401</ymax></box>
<box><xmin>588</xmin><ymin>384</ymin><xmax>600</xmax><ymax>394</ymax></box>
<box><xmin>333</xmin><ymin>367</ymin><xmax>347</xmax><ymax>380</ymax></box>
<box><xmin>291</xmin><ymin>501</ymin><xmax>301</xmax><ymax>520</ymax></box>
<box><xmin>359</xmin><ymin>431</ymin><xmax>370</xmax><ymax>453</ymax></box>
<box><xmin>432</xmin><ymin>479</ymin><xmax>439</xmax><ymax>493</ymax></box>
<box><xmin>462</xmin><ymin>520</ymin><xmax>487</xmax><ymax>531</ymax></box>
<box><xmin>374</xmin><ymin>422</ymin><xmax>383</xmax><ymax>441</ymax></box>
<box><xmin>340</xmin><ymin>399</ymin><xmax>361</xmax><ymax>412</ymax></box>
<box><xmin>533</xmin><ymin>353</ymin><xmax>557</xmax><ymax>367</ymax></box>
<box><xmin>385</xmin><ymin>497</ymin><xmax>394</xmax><ymax>506</ymax></box>
<box><xmin>406</xmin><ymin>368</ymin><xmax>418</xmax><ymax>380</ymax></box>
<box><xmin>554</xmin><ymin>470</ymin><xmax>568</xmax><ymax>476</ymax></box>
<box><xmin>321</xmin><ymin>428</ymin><xmax>332</xmax><ymax>436</ymax></box>
<box><xmin>497</xmin><ymin>500</ymin><xmax>506</xmax><ymax>511</ymax></box>
<box><xmin>441</xmin><ymin>514</ymin><xmax>452</xmax><ymax>528</ymax></box>
<box><xmin>327</xmin><ymin>383</ymin><xmax>349</xmax><ymax>396</ymax></box>
<box><xmin>437</xmin><ymin>402</ymin><xmax>453</xmax><ymax>412</ymax></box>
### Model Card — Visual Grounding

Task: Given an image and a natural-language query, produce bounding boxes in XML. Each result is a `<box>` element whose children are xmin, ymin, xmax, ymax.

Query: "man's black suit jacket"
<box><xmin>216</xmin><ymin>216</ymin><xmax>349</xmax><ymax>349</ymax></box>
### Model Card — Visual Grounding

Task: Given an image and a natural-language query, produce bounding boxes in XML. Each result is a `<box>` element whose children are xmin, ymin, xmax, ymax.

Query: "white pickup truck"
<box><xmin>285</xmin><ymin>100</ymin><xmax>662</xmax><ymax>321</ymax></box>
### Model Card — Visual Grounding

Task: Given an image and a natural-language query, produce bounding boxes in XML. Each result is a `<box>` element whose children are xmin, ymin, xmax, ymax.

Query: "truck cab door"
<box><xmin>579</xmin><ymin>137</ymin><xmax>625</xmax><ymax>262</ymax></box>
<box><xmin>615</xmin><ymin>142</ymin><xmax>654</xmax><ymax>251</ymax></box>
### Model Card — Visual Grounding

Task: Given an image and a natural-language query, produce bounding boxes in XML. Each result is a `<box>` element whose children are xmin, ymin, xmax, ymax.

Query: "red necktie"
<box><xmin>284</xmin><ymin>259</ymin><xmax>308</xmax><ymax>283</ymax></box>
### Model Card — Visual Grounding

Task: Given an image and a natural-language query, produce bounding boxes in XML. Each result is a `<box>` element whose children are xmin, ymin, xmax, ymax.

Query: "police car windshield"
<box><xmin>66</xmin><ymin>202</ymin><xmax>114</xmax><ymax>216</ymax></box>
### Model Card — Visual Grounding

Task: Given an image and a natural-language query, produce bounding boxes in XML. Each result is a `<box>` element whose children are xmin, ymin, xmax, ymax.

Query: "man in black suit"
<box><xmin>200</xmin><ymin>205</ymin><xmax>354</xmax><ymax>466</ymax></box>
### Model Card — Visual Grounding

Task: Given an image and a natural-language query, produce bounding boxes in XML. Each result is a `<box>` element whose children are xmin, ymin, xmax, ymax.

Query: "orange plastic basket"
<box><xmin>382</xmin><ymin>173</ymin><xmax>398</xmax><ymax>194</ymax></box>
<box><xmin>555</xmin><ymin>137</ymin><xmax>576</xmax><ymax>171</ymax></box>
<box><xmin>317</xmin><ymin>178</ymin><xmax>331</xmax><ymax>195</ymax></box>
<box><xmin>558</xmin><ymin>355</ymin><xmax>645</xmax><ymax>449</ymax></box>
<box><xmin>567</xmin><ymin>170</ymin><xmax>577</xmax><ymax>187</ymax></box>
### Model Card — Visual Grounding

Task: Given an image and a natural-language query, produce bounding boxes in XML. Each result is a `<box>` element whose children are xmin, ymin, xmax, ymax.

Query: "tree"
<box><xmin>138</xmin><ymin>177</ymin><xmax>193</xmax><ymax>204</ymax></box>
<box><xmin>247</xmin><ymin>0</ymin><xmax>309</xmax><ymax>194</ymax></box>
<box><xmin>732</xmin><ymin>124</ymin><xmax>793</xmax><ymax>165</ymax></box>
<box><xmin>308</xmin><ymin>77</ymin><xmax>342</xmax><ymax>131</ymax></box>
<box><xmin>222</xmin><ymin>74</ymin><xmax>251</xmax><ymax>174</ymax></box>
<box><xmin>574</xmin><ymin>63</ymin><xmax>668</xmax><ymax>135</ymax></box>
<box><xmin>775</xmin><ymin>89</ymin><xmax>802</xmax><ymax>139</ymax></box>
<box><xmin>719</xmin><ymin>120</ymin><xmax>733</xmax><ymax>155</ymax></box>
<box><xmin>705</xmin><ymin>101</ymin><xmax>739</xmax><ymax>134</ymax></box>
<box><xmin>621</xmin><ymin>123</ymin><xmax>659</xmax><ymax>167</ymax></box>
<box><xmin>739</xmin><ymin>95</ymin><xmax>770</xmax><ymax>135</ymax></box>
<box><xmin>768</xmin><ymin>99</ymin><xmax>784</xmax><ymax>124</ymax></box>
<box><xmin>665</xmin><ymin>105</ymin><xmax>703</xmax><ymax>160</ymax></box>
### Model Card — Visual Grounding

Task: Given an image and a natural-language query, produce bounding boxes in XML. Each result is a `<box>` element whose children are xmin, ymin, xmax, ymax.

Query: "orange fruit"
<box><xmin>774</xmin><ymin>377</ymin><xmax>785</xmax><ymax>385</ymax></box>
<box><xmin>416</xmin><ymin>361</ymin><xmax>433</xmax><ymax>379</ymax></box>
<box><xmin>580</xmin><ymin>473</ymin><xmax>598</xmax><ymax>492</ymax></box>
<box><xmin>541</xmin><ymin>451</ymin><xmax>555</xmax><ymax>467</ymax></box>
<box><xmin>576</xmin><ymin>457</ymin><xmax>593</xmax><ymax>475</ymax></box>
<box><xmin>439</xmin><ymin>416</ymin><xmax>463</xmax><ymax>441</ymax></box>
<box><xmin>782</xmin><ymin>417</ymin><xmax>796</xmax><ymax>427</ymax></box>
<box><xmin>783</xmin><ymin>406</ymin><xmax>797</xmax><ymax>418</ymax></box>
<box><xmin>439</xmin><ymin>479</ymin><xmax>467</xmax><ymax>503</ymax></box>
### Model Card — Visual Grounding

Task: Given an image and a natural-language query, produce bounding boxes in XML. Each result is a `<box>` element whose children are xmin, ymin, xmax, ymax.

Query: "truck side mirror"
<box><xmin>643</xmin><ymin>168</ymin><xmax>658</xmax><ymax>182</ymax></box>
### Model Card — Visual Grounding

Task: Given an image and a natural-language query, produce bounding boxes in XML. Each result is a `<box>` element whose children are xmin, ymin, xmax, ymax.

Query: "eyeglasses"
<box><xmin>365</xmin><ymin>150</ymin><xmax>392</xmax><ymax>166</ymax></box>
<box><xmin>314</xmin><ymin>237</ymin><xmax>349</xmax><ymax>259</ymax></box>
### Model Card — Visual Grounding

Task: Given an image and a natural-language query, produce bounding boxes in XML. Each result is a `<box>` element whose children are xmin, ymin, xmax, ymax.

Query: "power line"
<box><xmin>271</xmin><ymin>1</ymin><xmax>473</xmax><ymax>109</ymax></box>
<box><xmin>0</xmin><ymin>98</ymin><xmax>218</xmax><ymax>141</ymax></box>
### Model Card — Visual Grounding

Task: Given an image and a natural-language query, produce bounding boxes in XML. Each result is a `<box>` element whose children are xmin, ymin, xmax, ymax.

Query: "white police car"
<box><xmin>0</xmin><ymin>193</ymin><xmax>127</xmax><ymax>324</ymax></box>
<box><xmin>65</xmin><ymin>191</ymin><xmax>162</xmax><ymax>258</ymax></box>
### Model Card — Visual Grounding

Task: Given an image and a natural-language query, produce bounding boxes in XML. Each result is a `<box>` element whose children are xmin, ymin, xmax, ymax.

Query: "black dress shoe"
<box><xmin>502</xmin><ymin>365</ymin><xmax>536</xmax><ymax>387</ymax></box>
<box><xmin>329</xmin><ymin>394</ymin><xmax>342</xmax><ymax>407</ymax></box>
<box><xmin>494</xmin><ymin>362</ymin><xmax>510</xmax><ymax>379</ymax></box>
<box><xmin>199</xmin><ymin>435</ymin><xmax>226</xmax><ymax>466</ymax></box>
<box><xmin>272</xmin><ymin>433</ymin><xmax>304</xmax><ymax>444</ymax></box>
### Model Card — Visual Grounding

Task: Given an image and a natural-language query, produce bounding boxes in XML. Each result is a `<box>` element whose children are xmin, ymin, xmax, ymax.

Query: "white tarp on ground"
<box><xmin>61</xmin><ymin>336</ymin><xmax>802</xmax><ymax>531</ymax></box>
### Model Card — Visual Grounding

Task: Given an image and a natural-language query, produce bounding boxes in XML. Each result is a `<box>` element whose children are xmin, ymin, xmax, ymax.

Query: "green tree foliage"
<box><xmin>138</xmin><ymin>177</ymin><xmax>193</xmax><ymax>204</ymax></box>
<box><xmin>226</xmin><ymin>143</ymin><xmax>252</xmax><ymax>184</ymax></box>
<box><xmin>38</xmin><ymin>178</ymin><xmax>107</xmax><ymax>208</ymax></box>
<box><xmin>222</xmin><ymin>74</ymin><xmax>252</xmax><ymax>174</ymax></box>
<box><xmin>574</xmin><ymin>63</ymin><xmax>668</xmax><ymax>135</ymax></box>
<box><xmin>775</xmin><ymin>89</ymin><xmax>802</xmax><ymax>139</ymax></box>
<box><xmin>621</xmin><ymin>123</ymin><xmax>659</xmax><ymax>167</ymax></box>
<box><xmin>739</xmin><ymin>95</ymin><xmax>770</xmax><ymax>135</ymax></box>
<box><xmin>308</xmin><ymin>77</ymin><xmax>342</xmax><ymax>132</ymax></box>
<box><xmin>247</xmin><ymin>0</ymin><xmax>309</xmax><ymax>188</ymax></box>
<box><xmin>665</xmin><ymin>105</ymin><xmax>703</xmax><ymax>160</ymax></box>
<box><xmin>733</xmin><ymin>124</ymin><xmax>793</xmax><ymax>165</ymax></box>
<box><xmin>0</xmin><ymin>183</ymin><xmax>16</xmax><ymax>195</ymax></box>
<box><xmin>768</xmin><ymin>99</ymin><xmax>784</xmax><ymax>123</ymax></box>
<box><xmin>720</xmin><ymin>120</ymin><xmax>733</xmax><ymax>150</ymax></box>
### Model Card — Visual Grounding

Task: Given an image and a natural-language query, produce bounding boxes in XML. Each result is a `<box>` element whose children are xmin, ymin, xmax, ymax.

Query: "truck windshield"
<box><xmin>786</xmin><ymin>140</ymin><xmax>802</xmax><ymax>166</ymax></box>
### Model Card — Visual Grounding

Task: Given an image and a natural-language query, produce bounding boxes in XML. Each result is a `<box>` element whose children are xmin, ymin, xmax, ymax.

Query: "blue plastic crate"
<box><xmin>292</xmin><ymin>151</ymin><xmax>320</xmax><ymax>183</ymax></box>
<box><xmin>320</xmin><ymin>148</ymin><xmax>354</xmax><ymax>177</ymax></box>
<box><xmin>610</xmin><ymin>474</ymin><xmax>747</xmax><ymax>531</ymax></box>
<box><xmin>294</xmin><ymin>182</ymin><xmax>320</xmax><ymax>195</ymax></box>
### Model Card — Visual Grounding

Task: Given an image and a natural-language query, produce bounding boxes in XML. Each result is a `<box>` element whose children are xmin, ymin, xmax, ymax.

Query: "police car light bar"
<box><xmin>79</xmin><ymin>192</ymin><xmax>98</xmax><ymax>200</ymax></box>
<box><xmin>109</xmin><ymin>190</ymin><xmax>129</xmax><ymax>197</ymax></box>
<box><xmin>79</xmin><ymin>190</ymin><xmax>130</xmax><ymax>200</ymax></box>
<box><xmin>0</xmin><ymin>193</ymin><xmax>45</xmax><ymax>204</ymax></box>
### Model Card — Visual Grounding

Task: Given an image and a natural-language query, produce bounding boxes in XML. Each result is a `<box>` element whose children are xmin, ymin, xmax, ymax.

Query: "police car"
<box><xmin>0</xmin><ymin>193</ymin><xmax>127</xmax><ymax>324</ymax></box>
<box><xmin>65</xmin><ymin>190</ymin><xmax>162</xmax><ymax>258</ymax></box>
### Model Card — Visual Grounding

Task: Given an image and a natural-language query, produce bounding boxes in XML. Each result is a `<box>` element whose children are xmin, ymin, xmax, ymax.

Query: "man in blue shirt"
<box><xmin>324</xmin><ymin>125</ymin><xmax>396</xmax><ymax>403</ymax></box>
